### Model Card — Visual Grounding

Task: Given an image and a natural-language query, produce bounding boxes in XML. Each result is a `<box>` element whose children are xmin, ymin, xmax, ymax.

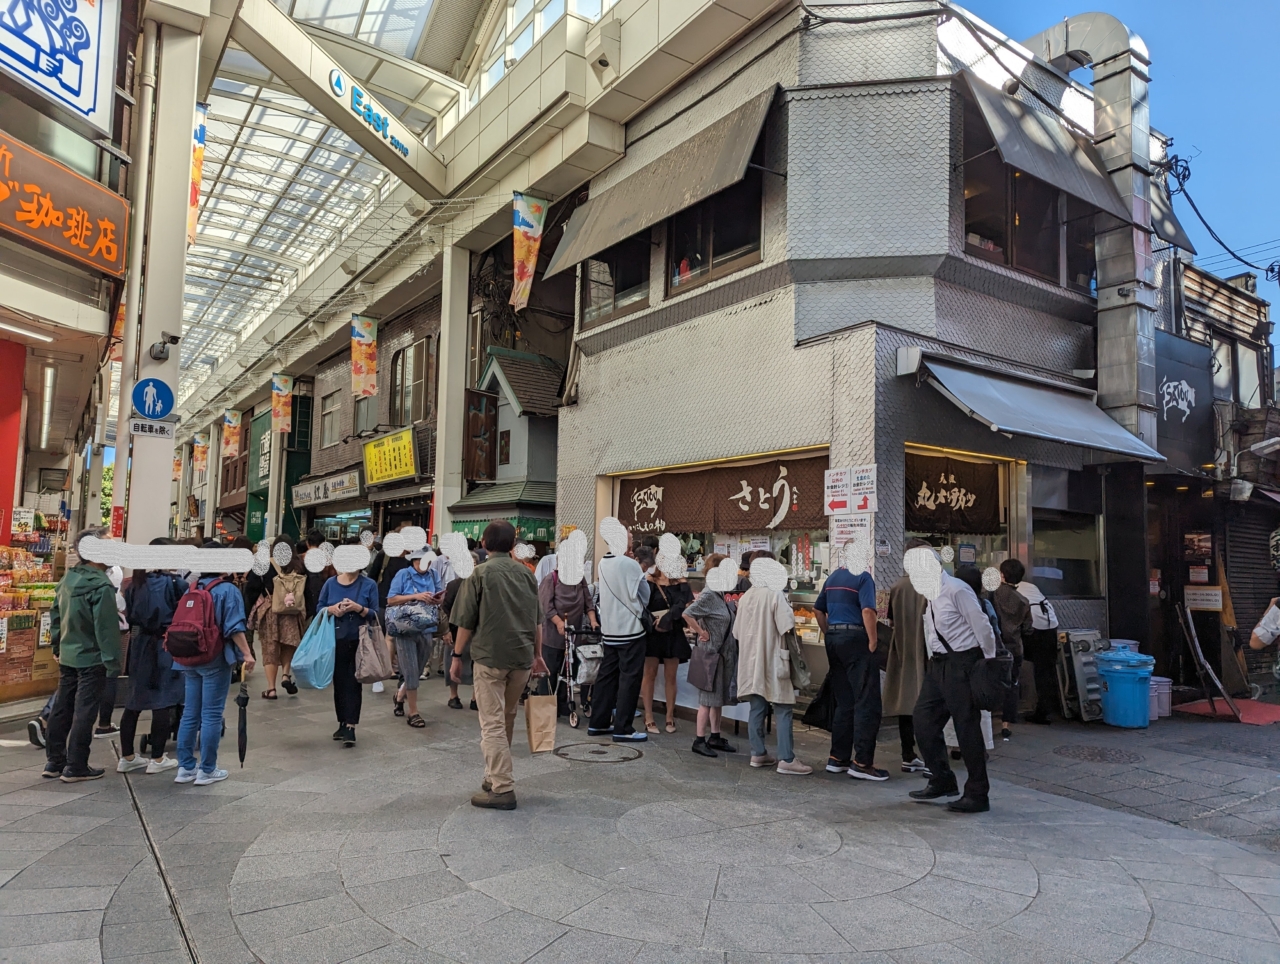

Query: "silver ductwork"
<box><xmin>1025</xmin><ymin>13</ymin><xmax>1157</xmax><ymax>449</ymax></box>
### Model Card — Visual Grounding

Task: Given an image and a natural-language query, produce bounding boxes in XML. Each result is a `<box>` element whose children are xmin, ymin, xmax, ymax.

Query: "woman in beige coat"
<box><xmin>735</xmin><ymin>556</ymin><xmax>812</xmax><ymax>775</ymax></box>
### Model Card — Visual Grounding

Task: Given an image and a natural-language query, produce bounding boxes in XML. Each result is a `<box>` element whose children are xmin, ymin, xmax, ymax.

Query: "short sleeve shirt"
<box><xmin>814</xmin><ymin>568</ymin><xmax>876</xmax><ymax>625</ymax></box>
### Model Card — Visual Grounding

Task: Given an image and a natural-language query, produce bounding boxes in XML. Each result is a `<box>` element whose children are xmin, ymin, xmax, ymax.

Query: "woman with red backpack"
<box><xmin>172</xmin><ymin>545</ymin><xmax>256</xmax><ymax>785</ymax></box>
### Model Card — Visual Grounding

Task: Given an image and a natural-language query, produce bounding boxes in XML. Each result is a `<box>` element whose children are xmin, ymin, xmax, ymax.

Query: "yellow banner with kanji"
<box><xmin>362</xmin><ymin>429</ymin><xmax>416</xmax><ymax>486</ymax></box>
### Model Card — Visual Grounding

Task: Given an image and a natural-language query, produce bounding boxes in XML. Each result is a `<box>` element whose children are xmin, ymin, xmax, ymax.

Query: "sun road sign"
<box><xmin>132</xmin><ymin>377</ymin><xmax>174</xmax><ymax>420</ymax></box>
<box><xmin>329</xmin><ymin>70</ymin><xmax>412</xmax><ymax>159</ymax></box>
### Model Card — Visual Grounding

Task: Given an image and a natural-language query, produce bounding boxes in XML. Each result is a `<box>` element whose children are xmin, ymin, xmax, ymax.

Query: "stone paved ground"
<box><xmin>0</xmin><ymin>679</ymin><xmax>1278</xmax><ymax>964</ymax></box>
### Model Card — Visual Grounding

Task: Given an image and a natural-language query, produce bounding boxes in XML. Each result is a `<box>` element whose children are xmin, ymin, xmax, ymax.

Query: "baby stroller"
<box><xmin>562</xmin><ymin>624</ymin><xmax>604</xmax><ymax>729</ymax></box>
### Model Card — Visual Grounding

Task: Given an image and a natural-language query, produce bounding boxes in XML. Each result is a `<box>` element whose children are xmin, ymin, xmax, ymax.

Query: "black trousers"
<box><xmin>120</xmin><ymin>706</ymin><xmax>173</xmax><ymax>759</ymax></box>
<box><xmin>1002</xmin><ymin>645</ymin><xmax>1024</xmax><ymax>724</ymax></box>
<box><xmin>588</xmin><ymin>638</ymin><xmax>645</xmax><ymax>735</ymax></box>
<box><xmin>913</xmin><ymin>649</ymin><xmax>989</xmax><ymax>801</ymax></box>
<box><xmin>47</xmin><ymin>663</ymin><xmax>107</xmax><ymax>772</ymax></box>
<box><xmin>98</xmin><ymin>675</ymin><xmax>119</xmax><ymax>727</ymax></box>
<box><xmin>898</xmin><ymin>715</ymin><xmax>916</xmax><ymax>762</ymax></box>
<box><xmin>334</xmin><ymin>636</ymin><xmax>363</xmax><ymax>725</ymax></box>
<box><xmin>1023</xmin><ymin>629</ymin><xmax>1060</xmax><ymax>718</ymax></box>
<box><xmin>825</xmin><ymin>627</ymin><xmax>881</xmax><ymax>765</ymax></box>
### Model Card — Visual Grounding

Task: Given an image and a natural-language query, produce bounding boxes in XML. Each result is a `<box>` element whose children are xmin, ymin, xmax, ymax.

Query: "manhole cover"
<box><xmin>1053</xmin><ymin>744</ymin><xmax>1144</xmax><ymax>764</ymax></box>
<box><xmin>554</xmin><ymin>742</ymin><xmax>643</xmax><ymax>763</ymax></box>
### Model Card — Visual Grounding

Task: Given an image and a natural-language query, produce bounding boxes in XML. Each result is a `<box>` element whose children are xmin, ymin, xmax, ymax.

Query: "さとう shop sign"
<box><xmin>329</xmin><ymin>70</ymin><xmax>412</xmax><ymax>159</ymax></box>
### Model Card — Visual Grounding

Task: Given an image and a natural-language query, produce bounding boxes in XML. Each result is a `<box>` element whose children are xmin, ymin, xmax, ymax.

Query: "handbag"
<box><xmin>650</xmin><ymin>585</ymin><xmax>671</xmax><ymax>633</ymax></box>
<box><xmin>575</xmin><ymin>643</ymin><xmax>604</xmax><ymax>685</ymax></box>
<box><xmin>687</xmin><ymin>644</ymin><xmax>720</xmax><ymax>692</ymax></box>
<box><xmin>386</xmin><ymin>601</ymin><xmax>437</xmax><ymax>636</ymax></box>
<box><xmin>354</xmin><ymin>619</ymin><xmax>394</xmax><ymax>684</ymax></box>
<box><xmin>785</xmin><ymin>630</ymin><xmax>811</xmax><ymax>688</ymax></box>
<box><xmin>525</xmin><ymin>675</ymin><xmax>558</xmax><ymax>753</ymax></box>
<box><xmin>292</xmin><ymin>612</ymin><xmax>336</xmax><ymax>689</ymax></box>
<box><xmin>800</xmin><ymin>673</ymin><xmax>835</xmax><ymax>731</ymax></box>
<box><xmin>933</xmin><ymin>614</ymin><xmax>1013</xmax><ymax>713</ymax></box>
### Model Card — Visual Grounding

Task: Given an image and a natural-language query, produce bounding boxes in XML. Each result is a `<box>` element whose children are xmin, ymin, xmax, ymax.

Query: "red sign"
<box><xmin>0</xmin><ymin>129</ymin><xmax>130</xmax><ymax>278</ymax></box>
<box><xmin>110</xmin><ymin>505</ymin><xmax>125</xmax><ymax>538</ymax></box>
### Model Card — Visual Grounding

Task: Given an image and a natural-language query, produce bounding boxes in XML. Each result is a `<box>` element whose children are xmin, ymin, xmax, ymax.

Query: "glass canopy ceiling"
<box><xmin>180</xmin><ymin>1</ymin><xmax>449</xmax><ymax>406</ymax></box>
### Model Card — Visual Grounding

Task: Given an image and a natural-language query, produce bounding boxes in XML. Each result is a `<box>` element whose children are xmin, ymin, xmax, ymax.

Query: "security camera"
<box><xmin>148</xmin><ymin>330</ymin><xmax>181</xmax><ymax>361</ymax></box>
<box><xmin>160</xmin><ymin>330</ymin><xmax>181</xmax><ymax>345</ymax></box>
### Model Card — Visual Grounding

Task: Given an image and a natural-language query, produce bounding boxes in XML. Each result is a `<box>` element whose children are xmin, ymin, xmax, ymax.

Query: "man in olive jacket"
<box><xmin>45</xmin><ymin>528</ymin><xmax>122</xmax><ymax>782</ymax></box>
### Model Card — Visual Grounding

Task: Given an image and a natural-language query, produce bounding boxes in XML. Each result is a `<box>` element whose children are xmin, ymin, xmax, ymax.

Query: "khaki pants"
<box><xmin>472</xmin><ymin>664</ymin><xmax>531</xmax><ymax>795</ymax></box>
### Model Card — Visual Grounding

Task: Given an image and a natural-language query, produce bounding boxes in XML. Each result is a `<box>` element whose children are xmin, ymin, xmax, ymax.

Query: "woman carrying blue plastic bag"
<box><xmin>316</xmin><ymin>554</ymin><xmax>380</xmax><ymax>748</ymax></box>
<box><xmin>291</xmin><ymin>611</ymin><xmax>336</xmax><ymax>690</ymax></box>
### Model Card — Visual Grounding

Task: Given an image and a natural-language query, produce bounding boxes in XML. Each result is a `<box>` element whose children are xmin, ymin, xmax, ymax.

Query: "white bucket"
<box><xmin>1151</xmin><ymin>676</ymin><xmax>1172</xmax><ymax>717</ymax></box>
<box><xmin>1149</xmin><ymin>686</ymin><xmax>1160</xmax><ymax>722</ymax></box>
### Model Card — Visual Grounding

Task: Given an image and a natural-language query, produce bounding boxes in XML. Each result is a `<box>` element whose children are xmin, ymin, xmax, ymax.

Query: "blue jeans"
<box><xmin>748</xmin><ymin>695</ymin><xmax>794</xmax><ymax>762</ymax></box>
<box><xmin>177</xmin><ymin>662</ymin><xmax>233</xmax><ymax>773</ymax></box>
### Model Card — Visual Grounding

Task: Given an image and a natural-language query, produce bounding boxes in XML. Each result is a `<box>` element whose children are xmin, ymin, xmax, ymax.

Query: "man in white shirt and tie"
<box><xmin>909</xmin><ymin>569</ymin><xmax>996</xmax><ymax>813</ymax></box>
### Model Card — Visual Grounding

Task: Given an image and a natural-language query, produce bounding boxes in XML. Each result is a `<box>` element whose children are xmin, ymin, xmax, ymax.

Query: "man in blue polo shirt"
<box><xmin>815</xmin><ymin>543</ymin><xmax>887</xmax><ymax>781</ymax></box>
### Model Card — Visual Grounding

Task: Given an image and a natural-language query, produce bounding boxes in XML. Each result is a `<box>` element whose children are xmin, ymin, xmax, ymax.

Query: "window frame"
<box><xmin>353</xmin><ymin>395</ymin><xmax>377</xmax><ymax>435</ymax></box>
<box><xmin>664</xmin><ymin>152</ymin><xmax>765</xmax><ymax>299</ymax></box>
<box><xmin>580</xmin><ymin>232</ymin><xmax>652</xmax><ymax>330</ymax></box>
<box><xmin>320</xmin><ymin>391</ymin><xmax>340</xmax><ymax>448</ymax></box>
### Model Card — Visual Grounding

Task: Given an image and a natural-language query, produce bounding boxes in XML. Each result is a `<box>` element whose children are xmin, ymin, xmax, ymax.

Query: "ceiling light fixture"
<box><xmin>0</xmin><ymin>320</ymin><xmax>53</xmax><ymax>343</ymax></box>
<box><xmin>39</xmin><ymin>366</ymin><xmax>56</xmax><ymax>450</ymax></box>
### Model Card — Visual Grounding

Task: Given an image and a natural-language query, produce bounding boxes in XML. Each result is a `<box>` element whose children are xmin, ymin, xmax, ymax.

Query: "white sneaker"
<box><xmin>146</xmin><ymin>756</ymin><xmax>179</xmax><ymax>774</ymax></box>
<box><xmin>174</xmin><ymin>767</ymin><xmax>198</xmax><ymax>784</ymax></box>
<box><xmin>116</xmin><ymin>756</ymin><xmax>148</xmax><ymax>773</ymax></box>
<box><xmin>194</xmin><ymin>768</ymin><xmax>228</xmax><ymax>786</ymax></box>
<box><xmin>776</xmin><ymin>758</ymin><xmax>813</xmax><ymax>776</ymax></box>
<box><xmin>372</xmin><ymin>680</ymin><xmax>385</xmax><ymax>694</ymax></box>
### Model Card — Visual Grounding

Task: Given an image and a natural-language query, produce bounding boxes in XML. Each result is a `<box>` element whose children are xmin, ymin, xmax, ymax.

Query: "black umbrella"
<box><xmin>234</xmin><ymin>681</ymin><xmax>249</xmax><ymax>768</ymax></box>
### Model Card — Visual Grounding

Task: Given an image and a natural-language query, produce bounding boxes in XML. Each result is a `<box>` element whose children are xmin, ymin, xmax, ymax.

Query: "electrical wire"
<box><xmin>1163</xmin><ymin>155</ymin><xmax>1280</xmax><ymax>283</ymax></box>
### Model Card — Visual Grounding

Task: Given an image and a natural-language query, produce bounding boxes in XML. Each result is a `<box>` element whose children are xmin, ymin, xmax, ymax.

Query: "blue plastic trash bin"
<box><xmin>1097</xmin><ymin>650</ymin><xmax>1156</xmax><ymax>728</ymax></box>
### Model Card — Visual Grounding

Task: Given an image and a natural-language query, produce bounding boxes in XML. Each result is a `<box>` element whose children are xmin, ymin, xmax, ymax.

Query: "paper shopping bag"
<box><xmin>525</xmin><ymin>676</ymin><xmax>557</xmax><ymax>753</ymax></box>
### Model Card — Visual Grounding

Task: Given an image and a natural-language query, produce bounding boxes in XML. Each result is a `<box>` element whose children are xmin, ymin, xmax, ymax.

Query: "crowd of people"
<box><xmin>34</xmin><ymin>517</ymin><xmax>1097</xmax><ymax>818</ymax></box>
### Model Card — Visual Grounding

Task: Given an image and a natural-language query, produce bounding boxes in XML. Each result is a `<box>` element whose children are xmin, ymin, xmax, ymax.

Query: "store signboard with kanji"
<box><xmin>0</xmin><ymin>129</ymin><xmax>129</xmax><ymax>276</ymax></box>
<box><xmin>363</xmin><ymin>429</ymin><xmax>417</xmax><ymax>486</ymax></box>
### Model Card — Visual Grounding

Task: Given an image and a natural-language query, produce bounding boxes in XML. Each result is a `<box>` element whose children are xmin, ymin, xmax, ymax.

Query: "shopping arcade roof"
<box><xmin>181</xmin><ymin>0</ymin><xmax>466</xmax><ymax>406</ymax></box>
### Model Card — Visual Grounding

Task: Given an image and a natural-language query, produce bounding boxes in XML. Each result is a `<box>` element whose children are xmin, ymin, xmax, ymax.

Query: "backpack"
<box><xmin>165</xmin><ymin>578</ymin><xmax>226</xmax><ymax>666</ymax></box>
<box><xmin>271</xmin><ymin>563</ymin><xmax>307</xmax><ymax>615</ymax></box>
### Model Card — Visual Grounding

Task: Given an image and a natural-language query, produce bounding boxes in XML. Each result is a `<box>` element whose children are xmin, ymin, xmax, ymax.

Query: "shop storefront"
<box><xmin>293</xmin><ymin>469</ymin><xmax>369</xmax><ymax>543</ymax></box>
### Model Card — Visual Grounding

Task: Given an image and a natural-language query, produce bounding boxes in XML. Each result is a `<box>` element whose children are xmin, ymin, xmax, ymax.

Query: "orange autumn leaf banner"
<box><xmin>271</xmin><ymin>374</ymin><xmax>293</xmax><ymax>435</ymax></box>
<box><xmin>192</xmin><ymin>433</ymin><xmax>209</xmax><ymax>474</ymax></box>
<box><xmin>221</xmin><ymin>410</ymin><xmax>241</xmax><ymax>458</ymax></box>
<box><xmin>351</xmin><ymin>315</ymin><xmax>377</xmax><ymax>397</ymax></box>
<box><xmin>509</xmin><ymin>192</ymin><xmax>547</xmax><ymax>312</ymax></box>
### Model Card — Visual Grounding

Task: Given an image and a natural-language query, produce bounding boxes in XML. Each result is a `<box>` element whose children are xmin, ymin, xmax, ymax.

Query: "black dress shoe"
<box><xmin>691</xmin><ymin>737</ymin><xmax>717</xmax><ymax>758</ymax></box>
<box><xmin>706</xmin><ymin>734</ymin><xmax>736</xmax><ymax>753</ymax></box>
<box><xmin>909</xmin><ymin>781</ymin><xmax>960</xmax><ymax>800</ymax></box>
<box><xmin>947</xmin><ymin>796</ymin><xmax>990</xmax><ymax>814</ymax></box>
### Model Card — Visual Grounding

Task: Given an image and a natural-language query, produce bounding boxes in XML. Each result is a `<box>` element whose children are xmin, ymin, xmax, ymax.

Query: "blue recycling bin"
<box><xmin>1097</xmin><ymin>650</ymin><xmax>1156</xmax><ymax>728</ymax></box>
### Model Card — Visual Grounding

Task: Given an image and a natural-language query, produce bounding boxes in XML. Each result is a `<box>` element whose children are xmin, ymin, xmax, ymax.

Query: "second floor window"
<box><xmin>668</xmin><ymin>138</ymin><xmax>764</xmax><ymax>295</ymax></box>
<box><xmin>390</xmin><ymin>338</ymin><xmax>430</xmax><ymax>425</ymax></box>
<box><xmin>354</xmin><ymin>396</ymin><xmax>377</xmax><ymax>435</ymax></box>
<box><xmin>320</xmin><ymin>391</ymin><xmax>340</xmax><ymax>447</ymax></box>
<box><xmin>582</xmin><ymin>232</ymin><xmax>651</xmax><ymax>328</ymax></box>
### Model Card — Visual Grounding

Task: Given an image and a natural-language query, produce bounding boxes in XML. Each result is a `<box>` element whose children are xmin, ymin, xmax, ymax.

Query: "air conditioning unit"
<box><xmin>586</xmin><ymin>16</ymin><xmax>621</xmax><ymax>88</ymax></box>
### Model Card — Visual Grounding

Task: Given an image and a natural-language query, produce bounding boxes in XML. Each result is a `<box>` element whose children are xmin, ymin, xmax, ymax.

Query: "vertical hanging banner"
<box><xmin>509</xmin><ymin>192</ymin><xmax>548</xmax><ymax>311</ymax></box>
<box><xmin>192</xmin><ymin>434</ymin><xmax>209</xmax><ymax>474</ymax></box>
<box><xmin>109</xmin><ymin>300</ymin><xmax>126</xmax><ymax>362</ymax></box>
<box><xmin>351</xmin><ymin>315</ymin><xmax>377</xmax><ymax>397</ymax></box>
<box><xmin>271</xmin><ymin>374</ymin><xmax>294</xmax><ymax>434</ymax></box>
<box><xmin>221</xmin><ymin>410</ymin><xmax>242</xmax><ymax>458</ymax></box>
<box><xmin>189</xmin><ymin>103</ymin><xmax>207</xmax><ymax>245</ymax></box>
<box><xmin>172</xmin><ymin>456</ymin><xmax>182</xmax><ymax>482</ymax></box>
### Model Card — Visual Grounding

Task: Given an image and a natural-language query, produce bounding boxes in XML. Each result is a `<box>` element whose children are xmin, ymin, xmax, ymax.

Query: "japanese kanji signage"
<box><xmin>129</xmin><ymin>419</ymin><xmax>175</xmax><ymax>441</ymax></box>
<box><xmin>363</xmin><ymin>428</ymin><xmax>417</xmax><ymax>486</ymax></box>
<box><xmin>904</xmin><ymin>453</ymin><xmax>1000</xmax><ymax>534</ymax></box>
<box><xmin>617</xmin><ymin>456</ymin><xmax>827</xmax><ymax>535</ymax></box>
<box><xmin>0</xmin><ymin>128</ymin><xmax>129</xmax><ymax>276</ymax></box>
<box><xmin>824</xmin><ymin>464</ymin><xmax>877</xmax><ymax>514</ymax></box>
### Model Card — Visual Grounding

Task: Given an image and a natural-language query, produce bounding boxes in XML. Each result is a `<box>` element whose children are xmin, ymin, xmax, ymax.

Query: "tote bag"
<box><xmin>292</xmin><ymin>612</ymin><xmax>336</xmax><ymax>689</ymax></box>
<box><xmin>355</xmin><ymin>620</ymin><xmax>394</xmax><ymax>684</ymax></box>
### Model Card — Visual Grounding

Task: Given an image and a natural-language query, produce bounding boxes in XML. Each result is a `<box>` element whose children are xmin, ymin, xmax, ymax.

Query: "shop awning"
<box><xmin>1150</xmin><ymin>179</ymin><xmax>1197</xmax><ymax>254</ymax></box>
<box><xmin>449</xmin><ymin>480</ymin><xmax>556</xmax><ymax>513</ymax></box>
<box><xmin>543</xmin><ymin>86</ymin><xmax>776</xmax><ymax>279</ymax></box>
<box><xmin>963</xmin><ymin>72</ymin><xmax>1131</xmax><ymax>223</ymax></box>
<box><xmin>913</xmin><ymin>355</ymin><xmax>1165</xmax><ymax>461</ymax></box>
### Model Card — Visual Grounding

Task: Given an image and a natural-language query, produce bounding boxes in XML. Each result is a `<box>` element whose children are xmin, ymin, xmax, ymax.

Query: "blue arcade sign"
<box><xmin>328</xmin><ymin>69</ymin><xmax>411</xmax><ymax>159</ymax></box>
<box><xmin>132</xmin><ymin>377</ymin><xmax>174</xmax><ymax>420</ymax></box>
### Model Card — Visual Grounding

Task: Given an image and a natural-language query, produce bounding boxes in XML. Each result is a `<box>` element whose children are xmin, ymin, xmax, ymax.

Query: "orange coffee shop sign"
<box><xmin>0</xmin><ymin>129</ymin><xmax>129</xmax><ymax>278</ymax></box>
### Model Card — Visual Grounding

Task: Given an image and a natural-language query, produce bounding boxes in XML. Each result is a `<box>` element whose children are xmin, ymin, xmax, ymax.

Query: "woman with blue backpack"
<box><xmin>385</xmin><ymin>549</ymin><xmax>443</xmax><ymax>729</ymax></box>
<box><xmin>116</xmin><ymin>539</ymin><xmax>189</xmax><ymax>775</ymax></box>
<box><xmin>170</xmin><ymin>544</ymin><xmax>257</xmax><ymax>785</ymax></box>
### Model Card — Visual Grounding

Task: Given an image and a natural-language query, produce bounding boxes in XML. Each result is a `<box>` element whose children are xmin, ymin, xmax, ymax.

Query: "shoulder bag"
<box><xmin>355</xmin><ymin>617</ymin><xmax>394</xmax><ymax>684</ymax></box>
<box><xmin>687</xmin><ymin>644</ymin><xmax>719</xmax><ymax>691</ymax></box>
<box><xmin>600</xmin><ymin>565</ymin><xmax>653</xmax><ymax>633</ymax></box>
<box><xmin>650</xmin><ymin>584</ymin><xmax>671</xmax><ymax>633</ymax></box>
<box><xmin>931</xmin><ymin>609</ymin><xmax>1012</xmax><ymax>712</ymax></box>
<box><xmin>784</xmin><ymin>629</ymin><xmax>811</xmax><ymax>688</ymax></box>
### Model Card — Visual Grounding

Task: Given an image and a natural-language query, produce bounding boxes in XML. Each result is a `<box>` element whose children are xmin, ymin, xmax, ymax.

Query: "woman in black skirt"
<box><xmin>640</xmin><ymin>538</ymin><xmax>693</xmax><ymax>734</ymax></box>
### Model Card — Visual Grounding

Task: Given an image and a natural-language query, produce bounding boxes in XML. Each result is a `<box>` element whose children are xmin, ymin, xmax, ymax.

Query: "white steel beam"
<box><xmin>231</xmin><ymin>0</ymin><xmax>448</xmax><ymax>200</ymax></box>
